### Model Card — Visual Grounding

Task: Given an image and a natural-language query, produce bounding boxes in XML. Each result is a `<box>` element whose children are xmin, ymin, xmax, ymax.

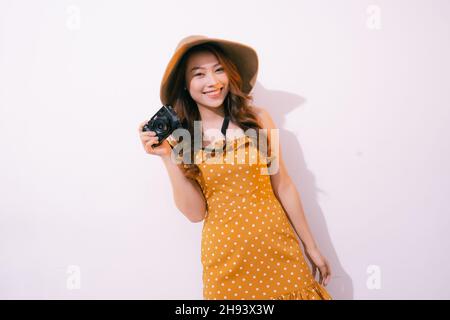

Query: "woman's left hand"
<box><xmin>305</xmin><ymin>247</ymin><xmax>332</xmax><ymax>286</ymax></box>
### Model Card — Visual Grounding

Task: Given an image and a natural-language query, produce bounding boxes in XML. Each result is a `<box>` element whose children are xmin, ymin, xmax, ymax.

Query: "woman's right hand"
<box><xmin>138</xmin><ymin>121</ymin><xmax>172</xmax><ymax>158</ymax></box>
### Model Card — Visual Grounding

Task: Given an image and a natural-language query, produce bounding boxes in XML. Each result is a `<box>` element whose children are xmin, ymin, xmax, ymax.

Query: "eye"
<box><xmin>194</xmin><ymin>68</ymin><xmax>223</xmax><ymax>77</ymax></box>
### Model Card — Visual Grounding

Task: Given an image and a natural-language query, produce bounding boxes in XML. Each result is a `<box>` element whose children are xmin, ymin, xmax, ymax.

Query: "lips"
<box><xmin>203</xmin><ymin>87</ymin><xmax>223</xmax><ymax>98</ymax></box>
<box><xmin>203</xmin><ymin>88</ymin><xmax>222</xmax><ymax>94</ymax></box>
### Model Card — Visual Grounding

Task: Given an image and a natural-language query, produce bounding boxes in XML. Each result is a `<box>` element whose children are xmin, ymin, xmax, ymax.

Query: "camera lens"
<box><xmin>154</xmin><ymin>119</ymin><xmax>170</xmax><ymax>134</ymax></box>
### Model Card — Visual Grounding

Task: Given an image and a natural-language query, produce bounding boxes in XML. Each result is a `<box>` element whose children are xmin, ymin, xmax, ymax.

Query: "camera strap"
<box><xmin>221</xmin><ymin>116</ymin><xmax>230</xmax><ymax>138</ymax></box>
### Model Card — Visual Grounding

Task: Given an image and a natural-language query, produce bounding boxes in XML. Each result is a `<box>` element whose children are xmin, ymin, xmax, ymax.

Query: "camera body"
<box><xmin>142</xmin><ymin>105</ymin><xmax>182</xmax><ymax>147</ymax></box>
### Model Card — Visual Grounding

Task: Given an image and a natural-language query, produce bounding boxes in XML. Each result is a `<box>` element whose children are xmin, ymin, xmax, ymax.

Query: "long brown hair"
<box><xmin>165</xmin><ymin>43</ymin><xmax>270</xmax><ymax>181</ymax></box>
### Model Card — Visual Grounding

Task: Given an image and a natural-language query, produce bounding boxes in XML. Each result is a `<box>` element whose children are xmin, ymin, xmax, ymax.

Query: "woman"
<box><xmin>138</xmin><ymin>35</ymin><xmax>332</xmax><ymax>300</ymax></box>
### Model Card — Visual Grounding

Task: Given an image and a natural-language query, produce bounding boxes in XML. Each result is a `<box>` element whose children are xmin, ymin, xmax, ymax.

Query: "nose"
<box><xmin>205</xmin><ymin>71</ymin><xmax>222</xmax><ymax>88</ymax></box>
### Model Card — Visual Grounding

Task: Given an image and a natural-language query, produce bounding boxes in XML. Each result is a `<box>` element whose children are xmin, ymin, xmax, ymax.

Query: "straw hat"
<box><xmin>160</xmin><ymin>35</ymin><xmax>259</xmax><ymax>106</ymax></box>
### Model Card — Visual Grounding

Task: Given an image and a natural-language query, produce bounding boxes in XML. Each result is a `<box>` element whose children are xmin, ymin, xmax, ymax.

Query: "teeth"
<box><xmin>204</xmin><ymin>88</ymin><xmax>221</xmax><ymax>94</ymax></box>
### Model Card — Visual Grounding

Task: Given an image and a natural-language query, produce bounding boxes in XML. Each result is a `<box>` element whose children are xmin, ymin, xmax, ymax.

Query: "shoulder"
<box><xmin>249</xmin><ymin>105</ymin><xmax>277</xmax><ymax>130</ymax></box>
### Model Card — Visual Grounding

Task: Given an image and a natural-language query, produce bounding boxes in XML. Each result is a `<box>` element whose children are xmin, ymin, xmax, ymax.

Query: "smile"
<box><xmin>203</xmin><ymin>88</ymin><xmax>223</xmax><ymax>97</ymax></box>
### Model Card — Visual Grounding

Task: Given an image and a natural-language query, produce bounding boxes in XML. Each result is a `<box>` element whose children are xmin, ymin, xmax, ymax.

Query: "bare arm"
<box><xmin>253</xmin><ymin>107</ymin><xmax>332</xmax><ymax>285</ymax></box>
<box><xmin>273</xmin><ymin>182</ymin><xmax>318</xmax><ymax>250</ymax></box>
<box><xmin>161</xmin><ymin>153</ymin><xmax>207</xmax><ymax>223</ymax></box>
<box><xmin>253</xmin><ymin>107</ymin><xmax>318</xmax><ymax>250</ymax></box>
<box><xmin>138</xmin><ymin>121</ymin><xmax>206</xmax><ymax>223</ymax></box>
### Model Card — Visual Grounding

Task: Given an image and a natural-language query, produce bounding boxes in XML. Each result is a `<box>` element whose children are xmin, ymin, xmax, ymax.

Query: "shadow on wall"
<box><xmin>252</xmin><ymin>81</ymin><xmax>353</xmax><ymax>300</ymax></box>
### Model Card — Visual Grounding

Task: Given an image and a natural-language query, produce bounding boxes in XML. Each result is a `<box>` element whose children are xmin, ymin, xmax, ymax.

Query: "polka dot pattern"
<box><xmin>194</xmin><ymin>135</ymin><xmax>332</xmax><ymax>300</ymax></box>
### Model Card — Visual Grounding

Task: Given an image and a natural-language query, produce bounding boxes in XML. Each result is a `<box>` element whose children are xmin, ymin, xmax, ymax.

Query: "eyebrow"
<box><xmin>190</xmin><ymin>63</ymin><xmax>222</xmax><ymax>73</ymax></box>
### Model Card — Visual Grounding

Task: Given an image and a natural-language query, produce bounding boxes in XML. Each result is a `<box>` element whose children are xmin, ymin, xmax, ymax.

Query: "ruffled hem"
<box><xmin>270</xmin><ymin>281</ymin><xmax>333</xmax><ymax>300</ymax></box>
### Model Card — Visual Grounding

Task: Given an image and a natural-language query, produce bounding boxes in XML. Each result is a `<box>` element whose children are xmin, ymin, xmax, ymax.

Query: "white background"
<box><xmin>1</xmin><ymin>0</ymin><xmax>449</xmax><ymax>299</ymax></box>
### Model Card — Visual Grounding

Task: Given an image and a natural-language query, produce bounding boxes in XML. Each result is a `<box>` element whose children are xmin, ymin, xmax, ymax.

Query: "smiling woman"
<box><xmin>140</xmin><ymin>35</ymin><xmax>333</xmax><ymax>300</ymax></box>
<box><xmin>160</xmin><ymin>38</ymin><xmax>265</xmax><ymax>181</ymax></box>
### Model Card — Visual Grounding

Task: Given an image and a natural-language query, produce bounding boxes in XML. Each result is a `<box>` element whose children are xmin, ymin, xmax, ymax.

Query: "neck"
<box><xmin>196</xmin><ymin>105</ymin><xmax>228</xmax><ymax>142</ymax></box>
<box><xmin>197</xmin><ymin>105</ymin><xmax>225</xmax><ymax>123</ymax></box>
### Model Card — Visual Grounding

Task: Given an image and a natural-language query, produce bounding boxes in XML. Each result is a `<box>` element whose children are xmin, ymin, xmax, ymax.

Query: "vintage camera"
<box><xmin>142</xmin><ymin>105</ymin><xmax>182</xmax><ymax>147</ymax></box>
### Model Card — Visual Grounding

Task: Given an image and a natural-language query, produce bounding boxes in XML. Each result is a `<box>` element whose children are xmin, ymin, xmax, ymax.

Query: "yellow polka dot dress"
<box><xmin>191</xmin><ymin>134</ymin><xmax>332</xmax><ymax>300</ymax></box>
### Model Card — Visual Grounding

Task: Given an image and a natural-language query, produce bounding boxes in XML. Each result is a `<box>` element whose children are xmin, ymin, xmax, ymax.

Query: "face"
<box><xmin>185</xmin><ymin>51</ymin><xmax>230</xmax><ymax>111</ymax></box>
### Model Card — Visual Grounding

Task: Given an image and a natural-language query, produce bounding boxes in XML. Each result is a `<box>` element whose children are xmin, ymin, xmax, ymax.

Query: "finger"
<box><xmin>144</xmin><ymin>138</ymin><xmax>159</xmax><ymax>150</ymax></box>
<box><xmin>324</xmin><ymin>264</ymin><xmax>332</xmax><ymax>286</ymax></box>
<box><xmin>138</xmin><ymin>121</ymin><xmax>149</xmax><ymax>132</ymax></box>
<box><xmin>324</xmin><ymin>269</ymin><xmax>330</xmax><ymax>285</ymax></box>
<box><xmin>140</xmin><ymin>130</ymin><xmax>156</xmax><ymax>137</ymax></box>
<box><xmin>325</xmin><ymin>274</ymin><xmax>331</xmax><ymax>286</ymax></box>
<box><xmin>326</xmin><ymin>270</ymin><xmax>332</xmax><ymax>285</ymax></box>
<box><xmin>145</xmin><ymin>137</ymin><xmax>159</xmax><ymax>145</ymax></box>
<box><xmin>319</xmin><ymin>266</ymin><xmax>328</xmax><ymax>285</ymax></box>
<box><xmin>326</xmin><ymin>260</ymin><xmax>332</xmax><ymax>277</ymax></box>
<box><xmin>324</xmin><ymin>259</ymin><xmax>331</xmax><ymax>283</ymax></box>
<box><xmin>142</xmin><ymin>135</ymin><xmax>158</xmax><ymax>142</ymax></box>
<box><xmin>145</xmin><ymin>142</ymin><xmax>157</xmax><ymax>152</ymax></box>
<box><xmin>312</xmin><ymin>266</ymin><xmax>317</xmax><ymax>279</ymax></box>
<box><xmin>142</xmin><ymin>137</ymin><xmax>158</xmax><ymax>145</ymax></box>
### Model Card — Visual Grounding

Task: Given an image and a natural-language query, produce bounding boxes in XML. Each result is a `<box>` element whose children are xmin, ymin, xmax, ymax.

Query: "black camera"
<box><xmin>142</xmin><ymin>105</ymin><xmax>182</xmax><ymax>147</ymax></box>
